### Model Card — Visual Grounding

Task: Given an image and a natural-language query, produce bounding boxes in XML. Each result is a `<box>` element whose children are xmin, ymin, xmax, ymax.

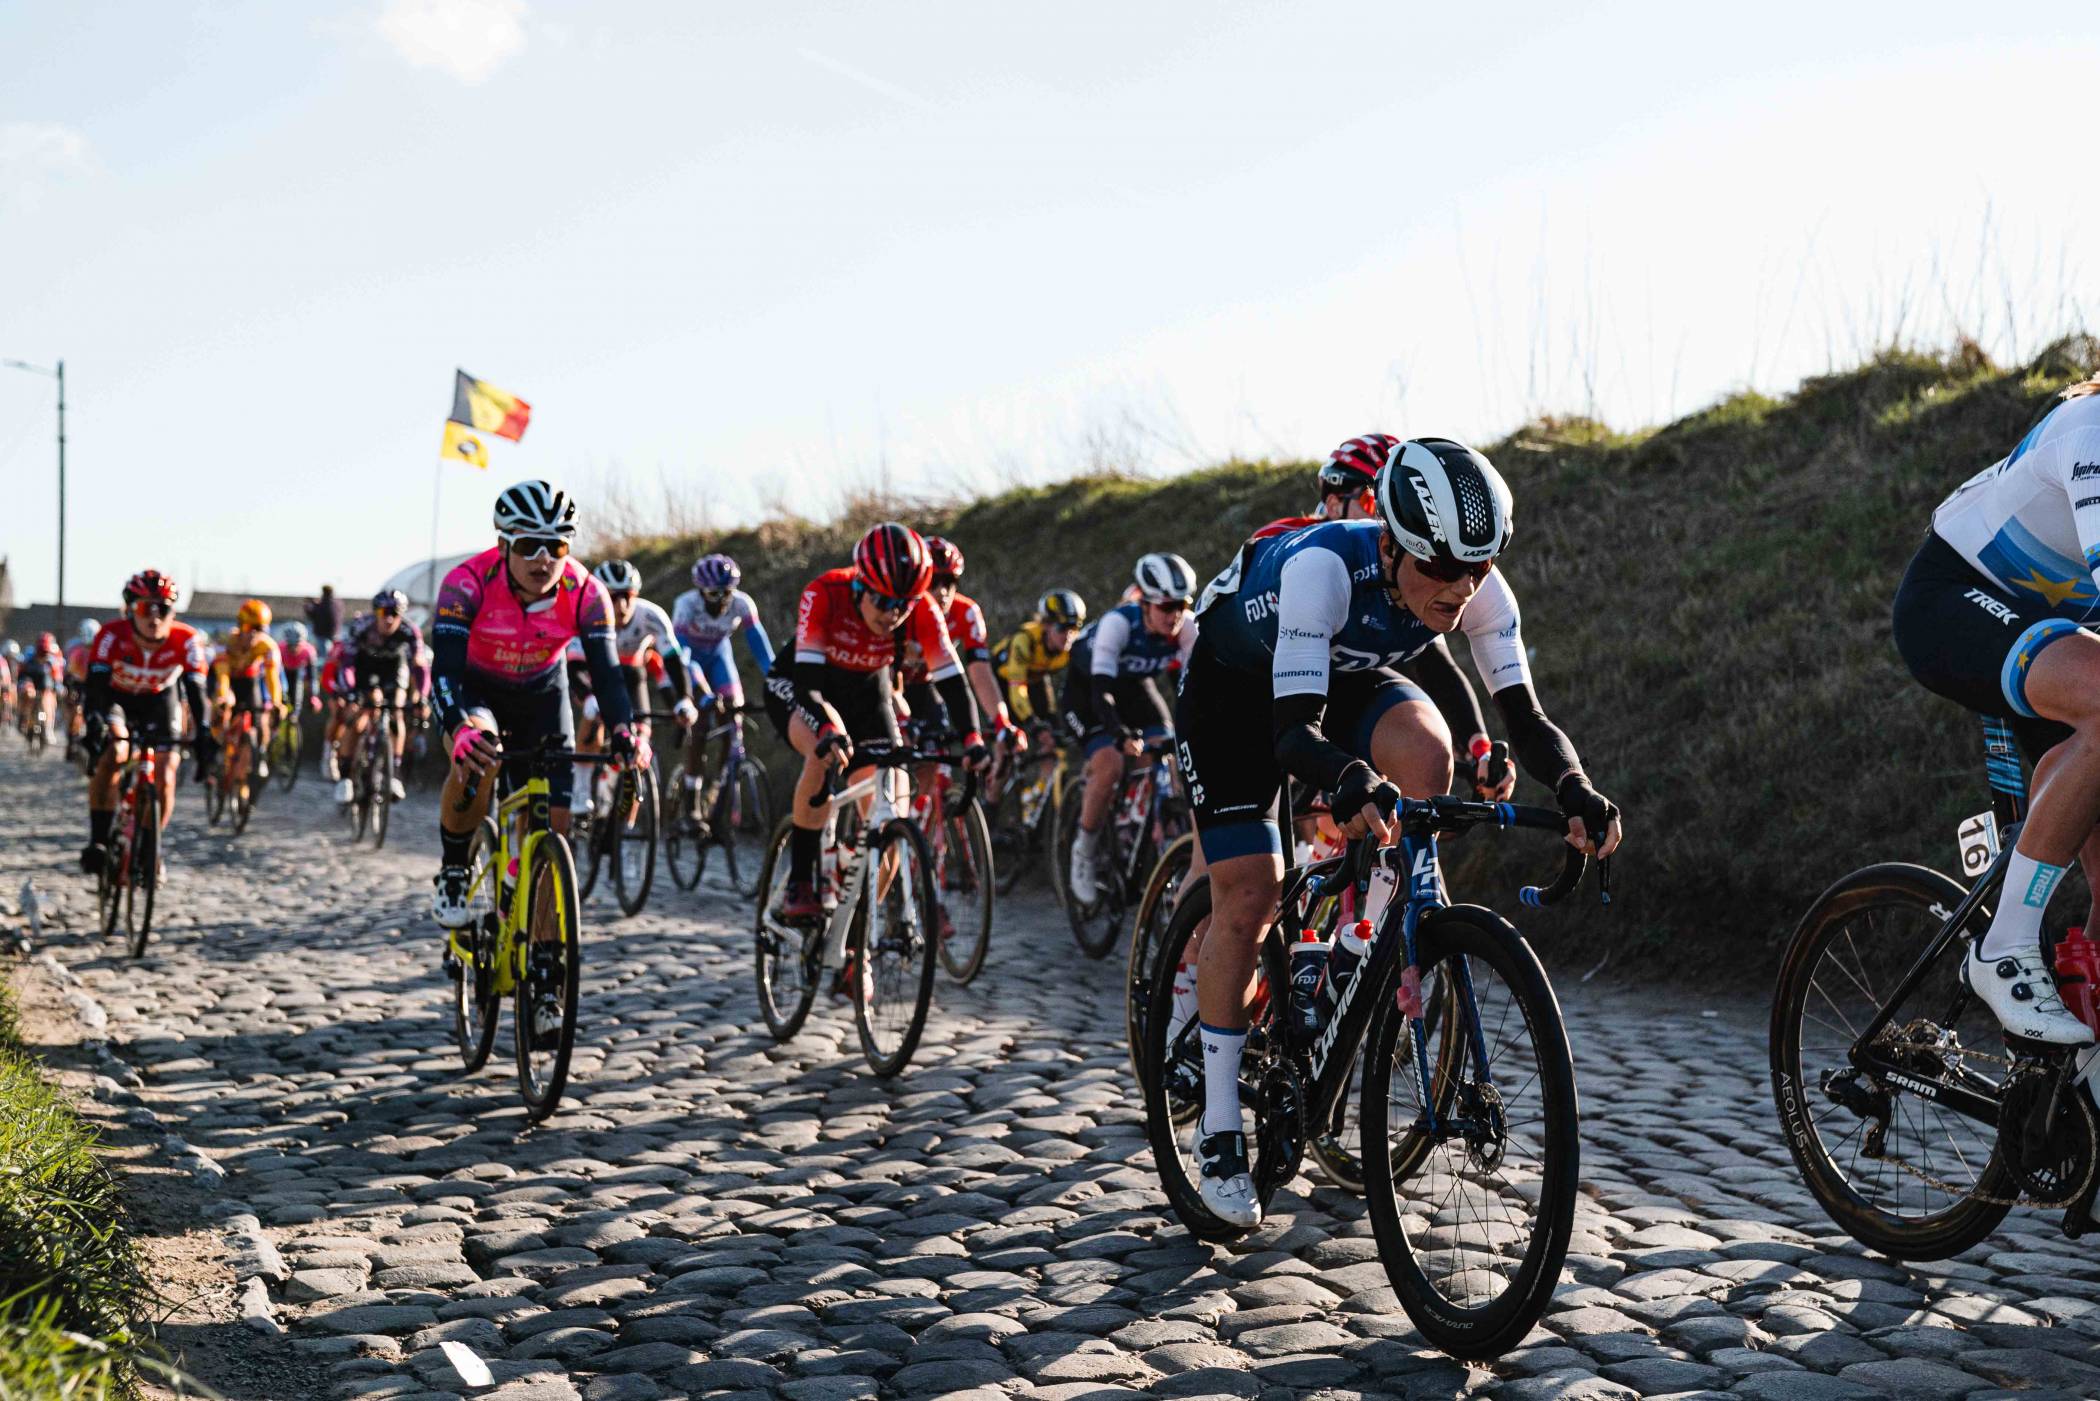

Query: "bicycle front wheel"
<box><xmin>125</xmin><ymin>787</ymin><xmax>161</xmax><ymax>958</ymax></box>
<box><xmin>852</xmin><ymin>818</ymin><xmax>939</xmax><ymax>1077</ymax></box>
<box><xmin>1770</xmin><ymin>863</ymin><xmax>2015</xmax><ymax>1258</ymax></box>
<box><xmin>1059</xmin><ymin>797</ymin><xmax>1128</xmax><ymax>959</ymax></box>
<box><xmin>612</xmin><ymin>763</ymin><xmax>659</xmax><ymax>916</ymax></box>
<box><xmin>664</xmin><ymin>759</ymin><xmax>705</xmax><ymax>892</ymax></box>
<box><xmin>753</xmin><ymin>821</ymin><xmax>821</xmax><ymax>1041</ymax></box>
<box><xmin>370</xmin><ymin>737</ymin><xmax>395</xmax><ymax>850</ymax></box>
<box><xmin>231</xmin><ymin>732</ymin><xmax>257</xmax><ymax>835</ymax></box>
<box><xmin>1362</xmin><ymin>904</ymin><xmax>1577</xmax><ymax>1361</ymax></box>
<box><xmin>452</xmin><ymin>819</ymin><xmax>502</xmax><ymax>1073</ymax></box>
<box><xmin>514</xmin><ymin>832</ymin><xmax>582</xmax><ymax>1122</ymax></box>
<box><xmin>934</xmin><ymin>797</ymin><xmax>995</xmax><ymax>984</ymax></box>
<box><xmin>276</xmin><ymin>718</ymin><xmax>301</xmax><ymax>791</ymax></box>
<box><xmin>725</xmin><ymin>756</ymin><xmax>771</xmax><ymax>897</ymax></box>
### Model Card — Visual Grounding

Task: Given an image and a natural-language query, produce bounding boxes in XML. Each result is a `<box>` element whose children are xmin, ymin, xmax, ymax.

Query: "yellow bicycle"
<box><xmin>446</xmin><ymin>737</ymin><xmax>601</xmax><ymax>1121</ymax></box>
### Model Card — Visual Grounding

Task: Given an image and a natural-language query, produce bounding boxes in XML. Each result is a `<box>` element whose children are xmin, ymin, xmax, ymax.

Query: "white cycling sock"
<box><xmin>1200</xmin><ymin>1023</ymin><xmax>1246</xmax><ymax>1137</ymax></box>
<box><xmin>1980</xmin><ymin>849</ymin><xmax>2067</xmax><ymax>960</ymax></box>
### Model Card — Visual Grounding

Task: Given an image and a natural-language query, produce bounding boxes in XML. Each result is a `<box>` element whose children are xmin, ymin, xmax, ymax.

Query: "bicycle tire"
<box><xmin>612</xmin><ymin>762</ymin><xmax>659</xmax><ymax>916</ymax></box>
<box><xmin>727</xmin><ymin>757</ymin><xmax>770</xmax><ymax>897</ymax></box>
<box><xmin>98</xmin><ymin>807</ymin><xmax>126</xmax><ymax>940</ymax></box>
<box><xmin>126</xmin><ymin>786</ymin><xmax>160</xmax><ymax>958</ymax></box>
<box><xmin>231</xmin><ymin>731</ymin><xmax>256</xmax><ymax>835</ymax></box>
<box><xmin>1141</xmin><ymin>878</ymin><xmax>1285</xmax><ymax>1243</ymax></box>
<box><xmin>853</xmin><ymin>817</ymin><xmax>940</xmax><ymax>1078</ymax></box>
<box><xmin>371</xmin><ymin>736</ymin><xmax>394</xmax><ymax>850</ymax></box>
<box><xmin>935</xmin><ymin>797</ymin><xmax>995</xmax><ymax>984</ymax></box>
<box><xmin>1125</xmin><ymin>831</ymin><xmax>1197</xmax><ymax>1083</ymax></box>
<box><xmin>453</xmin><ymin>819</ymin><xmax>502</xmax><ymax>1073</ymax></box>
<box><xmin>753</xmin><ymin>820</ymin><xmax>821</xmax><ymax>1041</ymax></box>
<box><xmin>1362</xmin><ymin>904</ymin><xmax>1578</xmax><ymax>1361</ymax></box>
<box><xmin>1060</xmin><ymin>793</ymin><xmax>1127</xmax><ymax>959</ymax></box>
<box><xmin>514</xmin><ymin>831</ymin><xmax>582</xmax><ymax>1122</ymax></box>
<box><xmin>346</xmin><ymin>749</ymin><xmax>370</xmax><ymax>842</ymax></box>
<box><xmin>1770</xmin><ymin>862</ymin><xmax>2016</xmax><ymax>1259</ymax></box>
<box><xmin>664</xmin><ymin>759</ymin><xmax>704</xmax><ymax>892</ymax></box>
<box><xmin>205</xmin><ymin>757</ymin><xmax>227</xmax><ymax>827</ymax></box>
<box><xmin>276</xmin><ymin>718</ymin><xmax>301</xmax><ymax>791</ymax></box>
<box><xmin>575</xmin><ymin>770</ymin><xmax>606</xmax><ymax>900</ymax></box>
<box><xmin>989</xmin><ymin>765</ymin><xmax>1043</xmax><ymax>896</ymax></box>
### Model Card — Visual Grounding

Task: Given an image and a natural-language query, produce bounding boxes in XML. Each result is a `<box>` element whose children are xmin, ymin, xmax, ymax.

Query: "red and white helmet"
<box><xmin>924</xmin><ymin>536</ymin><xmax>964</xmax><ymax>580</ymax></box>
<box><xmin>1320</xmin><ymin>433</ymin><xmax>1400</xmax><ymax>496</ymax></box>
<box><xmin>123</xmin><ymin>569</ymin><xmax>179</xmax><ymax>607</ymax></box>
<box><xmin>852</xmin><ymin>523</ymin><xmax>934</xmax><ymax>601</ymax></box>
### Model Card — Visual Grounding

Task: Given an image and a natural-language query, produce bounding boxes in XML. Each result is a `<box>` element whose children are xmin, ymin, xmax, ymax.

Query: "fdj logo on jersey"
<box><xmin>1241</xmin><ymin>590</ymin><xmax>1280</xmax><ymax>624</ymax></box>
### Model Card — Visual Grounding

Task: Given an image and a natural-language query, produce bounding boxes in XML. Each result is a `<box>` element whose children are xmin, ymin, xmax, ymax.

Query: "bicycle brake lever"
<box><xmin>1597</xmin><ymin>856</ymin><xmax>1612</xmax><ymax>909</ymax></box>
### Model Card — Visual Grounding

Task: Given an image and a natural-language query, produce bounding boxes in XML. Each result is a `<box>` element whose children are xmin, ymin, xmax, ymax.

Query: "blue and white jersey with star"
<box><xmin>1195</xmin><ymin>519</ymin><xmax>1530</xmax><ymax>699</ymax></box>
<box><xmin>1935</xmin><ymin>391</ymin><xmax>2100</xmax><ymax>619</ymax></box>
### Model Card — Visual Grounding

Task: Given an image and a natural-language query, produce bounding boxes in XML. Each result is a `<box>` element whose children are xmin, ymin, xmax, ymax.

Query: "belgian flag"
<box><xmin>450</xmin><ymin>370</ymin><xmax>532</xmax><ymax>441</ymax></box>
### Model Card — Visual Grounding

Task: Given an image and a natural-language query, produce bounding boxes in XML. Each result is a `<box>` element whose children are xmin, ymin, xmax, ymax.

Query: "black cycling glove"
<box><xmin>1556</xmin><ymin>773</ymin><xmax>1617</xmax><ymax>846</ymax></box>
<box><xmin>1332</xmin><ymin>762</ymin><xmax>1401</xmax><ymax>831</ymax></box>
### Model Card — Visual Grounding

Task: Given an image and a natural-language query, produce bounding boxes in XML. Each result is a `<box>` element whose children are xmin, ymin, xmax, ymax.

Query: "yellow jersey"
<box><xmin>213</xmin><ymin>629</ymin><xmax>284</xmax><ymax>707</ymax></box>
<box><xmin>993</xmin><ymin>619</ymin><xmax>1069</xmax><ymax>721</ymax></box>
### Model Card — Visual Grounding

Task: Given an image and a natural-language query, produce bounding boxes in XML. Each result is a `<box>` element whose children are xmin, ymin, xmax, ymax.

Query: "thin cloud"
<box><xmin>0</xmin><ymin>122</ymin><xmax>94</xmax><ymax>209</ymax></box>
<box><xmin>376</xmin><ymin>0</ymin><xmax>529</xmax><ymax>85</ymax></box>
<box><xmin>797</xmin><ymin>48</ymin><xmax>937</xmax><ymax>114</ymax></box>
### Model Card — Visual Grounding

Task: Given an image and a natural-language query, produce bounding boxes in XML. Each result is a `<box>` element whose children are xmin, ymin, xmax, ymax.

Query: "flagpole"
<box><xmin>425</xmin><ymin>461</ymin><xmax>442</xmax><ymax>620</ymax></box>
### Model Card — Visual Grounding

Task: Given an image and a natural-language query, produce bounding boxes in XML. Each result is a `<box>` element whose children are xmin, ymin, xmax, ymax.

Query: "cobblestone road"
<box><xmin>9</xmin><ymin>753</ymin><xmax>2100</xmax><ymax>1401</ymax></box>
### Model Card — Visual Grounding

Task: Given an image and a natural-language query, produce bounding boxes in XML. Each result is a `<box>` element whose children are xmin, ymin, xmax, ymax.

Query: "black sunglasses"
<box><xmin>866</xmin><ymin>590</ymin><xmax>913</xmax><ymax>613</ymax></box>
<box><xmin>1417</xmin><ymin>555</ymin><xmax>1493</xmax><ymax>585</ymax></box>
<box><xmin>1149</xmin><ymin>598</ymin><xmax>1191</xmax><ymax>614</ymax></box>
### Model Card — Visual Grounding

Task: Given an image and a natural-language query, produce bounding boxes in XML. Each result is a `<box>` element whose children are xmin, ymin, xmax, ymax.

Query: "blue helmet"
<box><xmin>691</xmin><ymin>554</ymin><xmax>740</xmax><ymax>591</ymax></box>
<box><xmin>373</xmin><ymin>588</ymin><xmax>408</xmax><ymax>614</ymax></box>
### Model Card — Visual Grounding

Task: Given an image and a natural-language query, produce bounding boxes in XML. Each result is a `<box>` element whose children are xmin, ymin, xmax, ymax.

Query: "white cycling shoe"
<box><xmin>321</xmin><ymin>750</ymin><xmax>340</xmax><ymax>781</ymax></box>
<box><xmin>1069</xmin><ymin>831</ymin><xmax>1101</xmax><ymax>905</ymax></box>
<box><xmin>1964</xmin><ymin>941</ymin><xmax>2096</xmax><ymax>1045</ymax></box>
<box><xmin>389</xmin><ymin>778</ymin><xmax>407</xmax><ymax>801</ymax></box>
<box><xmin>1193</xmin><ymin>1127</ymin><xmax>1262</xmax><ymax>1228</ymax></box>
<box><xmin>431</xmin><ymin>866</ymin><xmax>474</xmax><ymax>928</ymax></box>
<box><xmin>334</xmin><ymin>777</ymin><xmax>354</xmax><ymax>804</ymax></box>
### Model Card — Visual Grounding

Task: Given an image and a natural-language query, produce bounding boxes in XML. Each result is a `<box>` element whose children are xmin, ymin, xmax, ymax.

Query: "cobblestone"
<box><xmin>10</xmin><ymin>755</ymin><xmax>2100</xmax><ymax>1399</ymax></box>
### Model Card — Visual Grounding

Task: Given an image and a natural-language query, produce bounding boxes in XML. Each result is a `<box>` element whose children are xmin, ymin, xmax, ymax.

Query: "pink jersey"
<box><xmin>433</xmin><ymin>546</ymin><xmax>615</xmax><ymax>684</ymax></box>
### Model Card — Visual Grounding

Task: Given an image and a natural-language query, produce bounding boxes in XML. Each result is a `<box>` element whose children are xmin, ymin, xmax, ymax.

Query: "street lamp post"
<box><xmin>2</xmin><ymin>358</ymin><xmax>65</xmax><ymax>633</ymax></box>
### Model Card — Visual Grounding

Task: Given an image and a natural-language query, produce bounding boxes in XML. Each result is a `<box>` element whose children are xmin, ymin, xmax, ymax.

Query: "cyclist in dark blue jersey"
<box><xmin>1177</xmin><ymin>437</ymin><xmax>1622</xmax><ymax>1226</ymax></box>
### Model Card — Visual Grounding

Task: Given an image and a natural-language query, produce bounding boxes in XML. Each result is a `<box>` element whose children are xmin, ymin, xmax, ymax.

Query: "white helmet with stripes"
<box><xmin>493</xmin><ymin>479</ymin><xmax>578</xmax><ymax>539</ymax></box>
<box><xmin>1375</xmin><ymin>438</ymin><xmax>1513</xmax><ymax>566</ymax></box>
<box><xmin>1133</xmin><ymin>552</ymin><xmax>1197</xmax><ymax>604</ymax></box>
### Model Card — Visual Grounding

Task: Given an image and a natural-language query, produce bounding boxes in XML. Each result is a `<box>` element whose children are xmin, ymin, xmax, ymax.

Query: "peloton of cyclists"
<box><xmin>1176</xmin><ymin>437</ymin><xmax>1622</xmax><ymax>1225</ymax></box>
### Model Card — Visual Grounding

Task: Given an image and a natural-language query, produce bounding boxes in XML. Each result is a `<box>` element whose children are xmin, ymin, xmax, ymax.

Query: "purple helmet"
<box><xmin>691</xmin><ymin>554</ymin><xmax>740</xmax><ymax>591</ymax></box>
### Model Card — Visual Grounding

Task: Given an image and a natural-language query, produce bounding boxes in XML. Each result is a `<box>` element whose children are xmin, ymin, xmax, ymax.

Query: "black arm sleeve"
<box><xmin>1490</xmin><ymin>681</ymin><xmax>1582</xmax><ymax>791</ymax></box>
<box><xmin>662</xmin><ymin>647</ymin><xmax>694</xmax><ymax>704</ymax></box>
<box><xmin>1400</xmin><ymin>637</ymin><xmax>1487</xmax><ymax>746</ymax></box>
<box><xmin>432</xmin><ymin>629</ymin><xmax>470</xmax><ymax>736</ymax></box>
<box><xmin>86</xmin><ymin>665</ymin><xmax>113</xmax><ymax>716</ymax></box>
<box><xmin>786</xmin><ymin>658</ymin><xmax>834</xmax><ymax>734</ymax></box>
<box><xmin>1092</xmin><ymin>677</ymin><xmax>1126</xmax><ymax>734</ymax></box>
<box><xmin>935</xmin><ymin>671</ymin><xmax>982</xmax><ymax>738</ymax></box>
<box><xmin>1271</xmin><ymin>692</ymin><xmax>1366</xmax><ymax>795</ymax></box>
<box><xmin>179</xmin><ymin>673</ymin><xmax>209</xmax><ymax>734</ymax></box>
<box><xmin>582</xmin><ymin>632</ymin><xmax>634</xmax><ymax>728</ymax></box>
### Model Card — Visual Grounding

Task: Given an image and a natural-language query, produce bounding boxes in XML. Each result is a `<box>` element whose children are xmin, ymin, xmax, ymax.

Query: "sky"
<box><xmin>5</xmin><ymin>1</ymin><xmax>2100</xmax><ymax>605</ymax></box>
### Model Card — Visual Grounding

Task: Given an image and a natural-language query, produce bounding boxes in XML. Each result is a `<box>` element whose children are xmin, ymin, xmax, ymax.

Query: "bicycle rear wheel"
<box><xmin>452</xmin><ymin>820</ymin><xmax>502</xmax><ymax>1073</ymax></box>
<box><xmin>125</xmin><ymin>787</ymin><xmax>161</xmax><ymax>958</ymax></box>
<box><xmin>753</xmin><ymin>821</ymin><xmax>821</xmax><ymax>1041</ymax></box>
<box><xmin>1362</xmin><ymin>904</ymin><xmax>1578</xmax><ymax>1361</ymax></box>
<box><xmin>1126</xmin><ymin>832</ymin><xmax>1196</xmax><ymax>1083</ymax></box>
<box><xmin>1059</xmin><ymin>796</ymin><xmax>1128</xmax><ymax>958</ymax></box>
<box><xmin>853</xmin><ymin>818</ymin><xmax>939</xmax><ymax>1077</ymax></box>
<box><xmin>934</xmin><ymin>797</ymin><xmax>995</xmax><ymax>984</ymax></box>
<box><xmin>1141</xmin><ymin>879</ymin><xmax>1287</xmax><ymax>1243</ymax></box>
<box><xmin>514</xmin><ymin>832</ymin><xmax>582</xmax><ymax>1122</ymax></box>
<box><xmin>611</xmin><ymin>763</ymin><xmax>658</xmax><ymax>916</ymax></box>
<box><xmin>1770</xmin><ymin>863</ymin><xmax>2015</xmax><ymax>1258</ymax></box>
<box><xmin>664</xmin><ymin>759</ymin><xmax>704</xmax><ymax>892</ymax></box>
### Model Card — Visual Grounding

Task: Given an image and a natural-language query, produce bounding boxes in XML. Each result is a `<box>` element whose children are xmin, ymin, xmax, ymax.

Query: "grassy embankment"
<box><xmin>623</xmin><ymin>338</ymin><xmax>2100</xmax><ymax>976</ymax></box>
<box><xmin>0</xmin><ymin>981</ymin><xmax>151</xmax><ymax>1399</ymax></box>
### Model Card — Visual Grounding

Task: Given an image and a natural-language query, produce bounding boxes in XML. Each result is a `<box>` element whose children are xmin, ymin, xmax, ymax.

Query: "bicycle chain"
<box><xmin>1858</xmin><ymin>1024</ymin><xmax>2098</xmax><ymax>1210</ymax></box>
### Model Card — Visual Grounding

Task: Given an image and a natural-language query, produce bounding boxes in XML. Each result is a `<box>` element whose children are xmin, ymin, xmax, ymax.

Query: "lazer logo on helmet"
<box><xmin>1410</xmin><ymin>474</ymin><xmax>1448</xmax><ymax>544</ymax></box>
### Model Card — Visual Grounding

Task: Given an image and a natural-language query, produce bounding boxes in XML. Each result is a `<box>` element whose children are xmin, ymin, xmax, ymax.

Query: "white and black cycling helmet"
<box><xmin>593</xmin><ymin>559</ymin><xmax>641</xmax><ymax>595</ymax></box>
<box><xmin>493</xmin><ymin>479</ymin><xmax>578</xmax><ymax>540</ymax></box>
<box><xmin>1375</xmin><ymin>437</ymin><xmax>1513</xmax><ymax>567</ymax></box>
<box><xmin>1133</xmin><ymin>552</ymin><xmax>1197</xmax><ymax>604</ymax></box>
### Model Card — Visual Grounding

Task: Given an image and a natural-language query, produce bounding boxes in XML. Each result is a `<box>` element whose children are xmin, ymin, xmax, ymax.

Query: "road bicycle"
<box><xmin>665</xmin><ymin>703</ymin><xmax>771</xmax><ymax>898</ymax></box>
<box><xmin>446</xmin><ymin>736</ymin><xmax>601</xmax><ymax>1122</ymax></box>
<box><xmin>986</xmin><ymin>725</ymin><xmax>1069</xmax><ymax>902</ymax></box>
<box><xmin>1141</xmin><ymin>797</ymin><xmax>1601</xmax><ymax>1359</ymax></box>
<box><xmin>98</xmin><ymin>739</ymin><xmax>187</xmax><ymax>959</ymax></box>
<box><xmin>206</xmin><ymin>704</ymin><xmax>270</xmax><ymax>835</ymax></box>
<box><xmin>753</xmin><ymin>744</ymin><xmax>943</xmax><ymax>1077</ymax></box>
<box><xmin>574</xmin><ymin>736</ymin><xmax>658</xmax><ymax>917</ymax></box>
<box><xmin>1059</xmin><ymin>734</ymin><xmax>1188</xmax><ymax>958</ymax></box>
<box><xmin>341</xmin><ymin>693</ymin><xmax>404</xmax><ymax>849</ymax></box>
<box><xmin>1772</xmin><ymin>715</ymin><xmax>2100</xmax><ymax>1256</ymax></box>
